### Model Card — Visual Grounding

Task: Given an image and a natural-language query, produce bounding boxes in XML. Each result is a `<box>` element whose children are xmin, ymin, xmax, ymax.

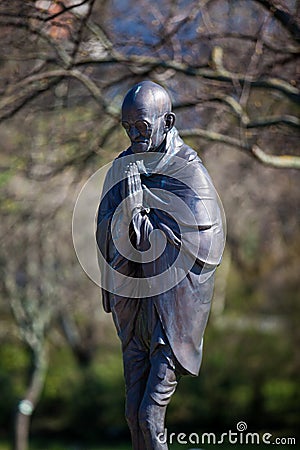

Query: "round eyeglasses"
<box><xmin>122</xmin><ymin>120</ymin><xmax>152</xmax><ymax>137</ymax></box>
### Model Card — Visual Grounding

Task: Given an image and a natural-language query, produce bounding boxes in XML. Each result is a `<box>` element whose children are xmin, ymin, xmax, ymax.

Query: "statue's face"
<box><xmin>121</xmin><ymin>94</ymin><xmax>167</xmax><ymax>154</ymax></box>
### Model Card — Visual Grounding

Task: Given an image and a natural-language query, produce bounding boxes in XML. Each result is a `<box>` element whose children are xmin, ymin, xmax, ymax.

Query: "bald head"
<box><xmin>121</xmin><ymin>81</ymin><xmax>175</xmax><ymax>153</ymax></box>
<box><xmin>122</xmin><ymin>81</ymin><xmax>172</xmax><ymax>116</ymax></box>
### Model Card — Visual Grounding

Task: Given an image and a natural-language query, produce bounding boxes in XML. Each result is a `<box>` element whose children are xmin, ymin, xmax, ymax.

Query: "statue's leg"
<box><xmin>138</xmin><ymin>344</ymin><xmax>179</xmax><ymax>450</ymax></box>
<box><xmin>123</xmin><ymin>336</ymin><xmax>150</xmax><ymax>450</ymax></box>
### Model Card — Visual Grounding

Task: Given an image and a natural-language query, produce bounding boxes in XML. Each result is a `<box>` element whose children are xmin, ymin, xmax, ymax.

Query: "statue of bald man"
<box><xmin>96</xmin><ymin>81</ymin><xmax>225</xmax><ymax>450</ymax></box>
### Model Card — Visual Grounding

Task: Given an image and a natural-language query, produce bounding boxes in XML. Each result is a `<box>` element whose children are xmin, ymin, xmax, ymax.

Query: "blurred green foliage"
<box><xmin>1</xmin><ymin>265</ymin><xmax>299</xmax><ymax>444</ymax></box>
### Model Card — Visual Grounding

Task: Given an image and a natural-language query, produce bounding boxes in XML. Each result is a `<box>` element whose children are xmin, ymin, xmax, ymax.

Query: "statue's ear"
<box><xmin>164</xmin><ymin>112</ymin><xmax>175</xmax><ymax>131</ymax></box>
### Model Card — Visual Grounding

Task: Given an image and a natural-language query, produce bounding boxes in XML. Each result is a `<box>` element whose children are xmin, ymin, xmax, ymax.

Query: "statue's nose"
<box><xmin>128</xmin><ymin>126</ymin><xmax>140</xmax><ymax>140</ymax></box>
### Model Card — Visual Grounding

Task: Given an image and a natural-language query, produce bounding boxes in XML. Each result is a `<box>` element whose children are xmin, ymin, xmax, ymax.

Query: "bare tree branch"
<box><xmin>68</xmin><ymin>0</ymin><xmax>95</xmax><ymax>64</ymax></box>
<box><xmin>210</xmin><ymin>46</ymin><xmax>299</xmax><ymax>99</ymax></box>
<box><xmin>254</xmin><ymin>0</ymin><xmax>300</xmax><ymax>39</ymax></box>
<box><xmin>0</xmin><ymin>68</ymin><xmax>119</xmax><ymax>122</ymax></box>
<box><xmin>193</xmin><ymin>32</ymin><xmax>300</xmax><ymax>54</ymax></box>
<box><xmin>246</xmin><ymin>115</ymin><xmax>300</xmax><ymax>128</ymax></box>
<box><xmin>181</xmin><ymin>128</ymin><xmax>300</xmax><ymax>169</ymax></box>
<box><xmin>180</xmin><ymin>127</ymin><xmax>249</xmax><ymax>149</ymax></box>
<box><xmin>0</xmin><ymin>0</ymin><xmax>298</xmax><ymax>174</ymax></box>
<box><xmin>73</xmin><ymin>49</ymin><xmax>299</xmax><ymax>100</ymax></box>
<box><xmin>0</xmin><ymin>16</ymin><xmax>72</xmax><ymax>67</ymax></box>
<box><xmin>252</xmin><ymin>145</ymin><xmax>300</xmax><ymax>169</ymax></box>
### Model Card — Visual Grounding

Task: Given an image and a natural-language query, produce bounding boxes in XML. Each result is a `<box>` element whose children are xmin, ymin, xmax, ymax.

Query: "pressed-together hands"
<box><xmin>123</xmin><ymin>162</ymin><xmax>144</xmax><ymax>219</ymax></box>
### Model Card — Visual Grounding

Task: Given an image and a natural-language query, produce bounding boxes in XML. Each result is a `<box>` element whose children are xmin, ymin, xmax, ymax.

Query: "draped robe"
<box><xmin>96</xmin><ymin>128</ymin><xmax>225</xmax><ymax>375</ymax></box>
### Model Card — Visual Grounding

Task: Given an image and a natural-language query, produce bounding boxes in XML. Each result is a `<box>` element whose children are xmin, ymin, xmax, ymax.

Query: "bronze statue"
<box><xmin>96</xmin><ymin>81</ymin><xmax>225</xmax><ymax>450</ymax></box>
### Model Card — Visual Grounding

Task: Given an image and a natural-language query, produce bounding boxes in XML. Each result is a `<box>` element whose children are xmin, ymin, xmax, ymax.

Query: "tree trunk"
<box><xmin>14</xmin><ymin>345</ymin><xmax>48</xmax><ymax>450</ymax></box>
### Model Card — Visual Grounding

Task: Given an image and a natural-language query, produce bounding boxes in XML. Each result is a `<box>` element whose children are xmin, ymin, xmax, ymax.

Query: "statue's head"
<box><xmin>121</xmin><ymin>81</ymin><xmax>176</xmax><ymax>153</ymax></box>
